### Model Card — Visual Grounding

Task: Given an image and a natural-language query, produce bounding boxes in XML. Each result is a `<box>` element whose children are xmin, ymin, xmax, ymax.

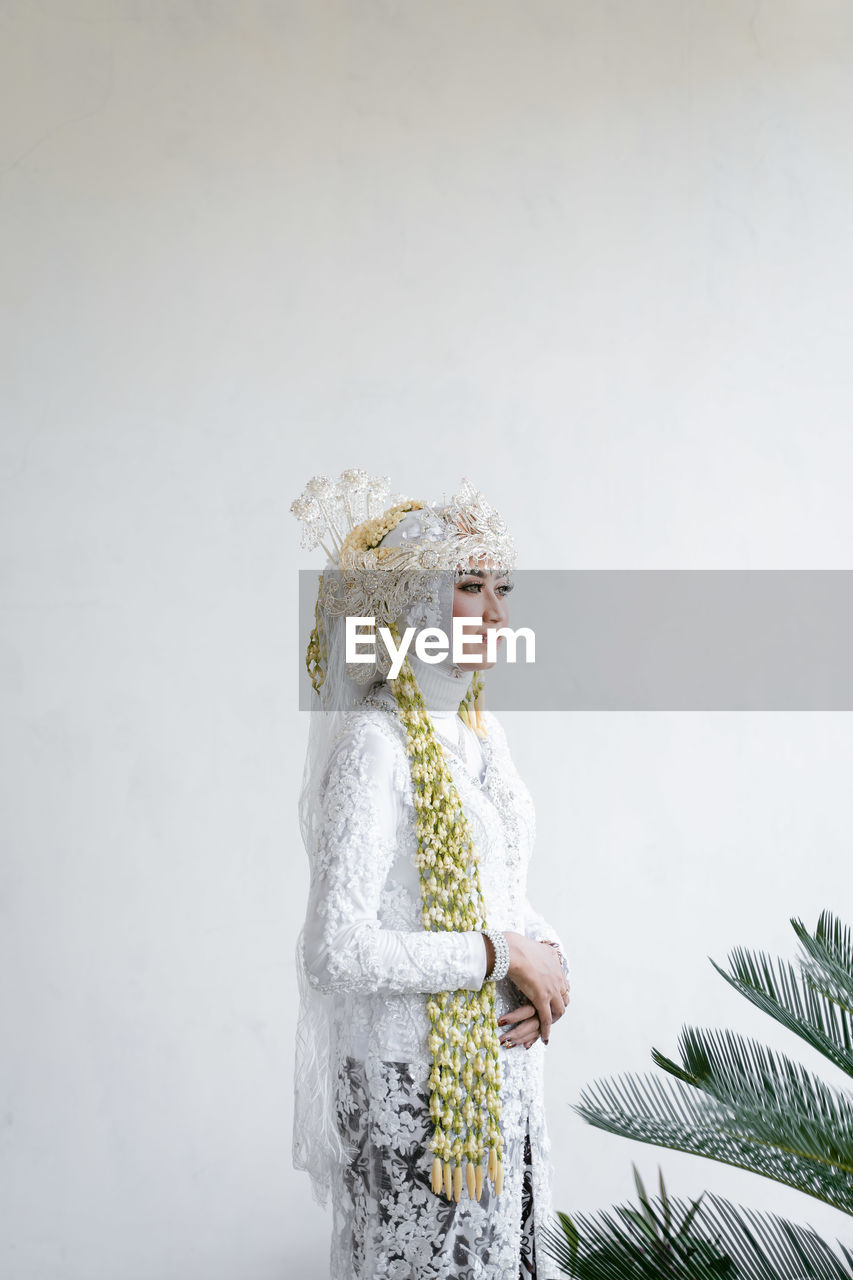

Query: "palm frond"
<box><xmin>541</xmin><ymin>1190</ymin><xmax>853</xmax><ymax>1279</ymax></box>
<box><xmin>792</xmin><ymin>912</ymin><xmax>853</xmax><ymax>1016</ymax></box>
<box><xmin>574</xmin><ymin>1062</ymin><xmax>853</xmax><ymax>1213</ymax></box>
<box><xmin>813</xmin><ymin>910</ymin><xmax>853</xmax><ymax>973</ymax></box>
<box><xmin>710</xmin><ymin>949</ymin><xmax>853</xmax><ymax>1077</ymax></box>
<box><xmin>564</xmin><ymin>912</ymin><xmax>853</xmax><ymax>1272</ymax></box>
<box><xmin>651</xmin><ymin>1025</ymin><xmax>853</xmax><ymax>1168</ymax></box>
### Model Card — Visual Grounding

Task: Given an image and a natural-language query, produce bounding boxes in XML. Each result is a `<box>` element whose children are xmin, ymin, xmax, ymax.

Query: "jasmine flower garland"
<box><xmin>388</xmin><ymin>622</ymin><xmax>504</xmax><ymax>1202</ymax></box>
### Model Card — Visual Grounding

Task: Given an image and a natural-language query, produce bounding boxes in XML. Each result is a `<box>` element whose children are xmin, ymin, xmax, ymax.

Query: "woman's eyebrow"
<box><xmin>455</xmin><ymin>568</ymin><xmax>509</xmax><ymax>580</ymax></box>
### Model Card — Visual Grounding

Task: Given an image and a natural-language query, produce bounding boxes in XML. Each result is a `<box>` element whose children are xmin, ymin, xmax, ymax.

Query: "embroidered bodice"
<box><xmin>301</xmin><ymin>693</ymin><xmax>561</xmax><ymax>1054</ymax></box>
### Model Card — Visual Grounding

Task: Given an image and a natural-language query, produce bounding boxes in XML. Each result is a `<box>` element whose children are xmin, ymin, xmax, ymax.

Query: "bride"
<box><xmin>291</xmin><ymin>471</ymin><xmax>570</xmax><ymax>1280</ymax></box>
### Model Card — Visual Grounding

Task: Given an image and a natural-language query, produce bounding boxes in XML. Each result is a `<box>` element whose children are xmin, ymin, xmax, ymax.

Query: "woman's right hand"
<box><xmin>485</xmin><ymin>931</ymin><xmax>568</xmax><ymax>1045</ymax></box>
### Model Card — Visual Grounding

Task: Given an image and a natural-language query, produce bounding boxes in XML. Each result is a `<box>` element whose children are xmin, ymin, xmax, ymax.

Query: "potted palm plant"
<box><xmin>543</xmin><ymin>910</ymin><xmax>853</xmax><ymax>1278</ymax></box>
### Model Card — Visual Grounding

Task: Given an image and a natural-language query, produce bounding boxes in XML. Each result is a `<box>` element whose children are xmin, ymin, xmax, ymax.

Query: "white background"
<box><xmin>3</xmin><ymin>1</ymin><xmax>853</xmax><ymax>1276</ymax></box>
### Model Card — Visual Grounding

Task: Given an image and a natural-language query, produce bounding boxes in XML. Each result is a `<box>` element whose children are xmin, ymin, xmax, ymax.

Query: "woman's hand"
<box><xmin>497</xmin><ymin>1002</ymin><xmax>543</xmax><ymax>1050</ymax></box>
<box><xmin>500</xmin><ymin>932</ymin><xmax>569</xmax><ymax>1046</ymax></box>
<box><xmin>497</xmin><ymin>966</ymin><xmax>571</xmax><ymax>1050</ymax></box>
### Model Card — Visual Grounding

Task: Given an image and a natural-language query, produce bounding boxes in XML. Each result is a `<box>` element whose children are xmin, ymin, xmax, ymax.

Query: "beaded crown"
<box><xmin>291</xmin><ymin>469</ymin><xmax>517</xmax><ymax>571</ymax></box>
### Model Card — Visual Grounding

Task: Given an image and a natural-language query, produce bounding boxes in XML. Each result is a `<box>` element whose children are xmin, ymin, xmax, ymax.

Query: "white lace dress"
<box><xmin>300</xmin><ymin>684</ymin><xmax>568</xmax><ymax>1280</ymax></box>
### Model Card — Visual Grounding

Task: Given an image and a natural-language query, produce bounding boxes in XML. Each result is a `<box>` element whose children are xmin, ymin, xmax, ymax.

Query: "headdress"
<box><xmin>293</xmin><ymin>470</ymin><xmax>516</xmax><ymax>692</ymax></box>
<box><xmin>291</xmin><ymin>468</ymin><xmax>517</xmax><ymax>1207</ymax></box>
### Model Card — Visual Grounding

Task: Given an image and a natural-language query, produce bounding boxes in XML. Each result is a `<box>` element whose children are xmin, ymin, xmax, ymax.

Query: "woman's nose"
<box><xmin>483</xmin><ymin>590</ymin><xmax>506</xmax><ymax>623</ymax></box>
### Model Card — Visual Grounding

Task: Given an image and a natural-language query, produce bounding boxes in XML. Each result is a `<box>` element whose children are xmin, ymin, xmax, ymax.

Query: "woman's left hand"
<box><xmin>497</xmin><ymin>1003</ymin><xmax>542</xmax><ymax>1049</ymax></box>
<box><xmin>497</xmin><ymin>991</ymin><xmax>569</xmax><ymax>1049</ymax></box>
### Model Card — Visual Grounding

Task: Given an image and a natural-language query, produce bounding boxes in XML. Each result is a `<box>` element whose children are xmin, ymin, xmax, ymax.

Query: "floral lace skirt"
<box><xmin>330</xmin><ymin>1055</ymin><xmax>543</xmax><ymax>1280</ymax></box>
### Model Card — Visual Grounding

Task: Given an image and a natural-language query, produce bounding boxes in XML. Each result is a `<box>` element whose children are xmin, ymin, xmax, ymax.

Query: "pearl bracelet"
<box><xmin>482</xmin><ymin>929</ymin><xmax>510</xmax><ymax>983</ymax></box>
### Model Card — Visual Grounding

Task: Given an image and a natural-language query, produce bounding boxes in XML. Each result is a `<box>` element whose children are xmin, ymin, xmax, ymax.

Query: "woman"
<box><xmin>291</xmin><ymin>470</ymin><xmax>570</xmax><ymax>1279</ymax></box>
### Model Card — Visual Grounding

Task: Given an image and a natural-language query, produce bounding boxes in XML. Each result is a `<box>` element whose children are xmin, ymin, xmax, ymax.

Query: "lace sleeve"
<box><xmin>301</xmin><ymin>716</ymin><xmax>487</xmax><ymax>996</ymax></box>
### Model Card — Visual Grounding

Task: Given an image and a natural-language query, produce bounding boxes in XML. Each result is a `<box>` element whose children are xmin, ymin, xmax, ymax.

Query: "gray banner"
<box><xmin>298</xmin><ymin>570</ymin><xmax>853</xmax><ymax>710</ymax></box>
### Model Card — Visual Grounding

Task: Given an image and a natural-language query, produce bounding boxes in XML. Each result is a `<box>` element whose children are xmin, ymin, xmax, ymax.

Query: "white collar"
<box><xmin>405</xmin><ymin>652</ymin><xmax>474</xmax><ymax>713</ymax></box>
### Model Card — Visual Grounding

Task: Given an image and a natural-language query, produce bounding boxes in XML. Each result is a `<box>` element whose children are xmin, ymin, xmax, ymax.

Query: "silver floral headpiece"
<box><xmin>291</xmin><ymin>468</ymin><xmax>517</xmax><ymax>684</ymax></box>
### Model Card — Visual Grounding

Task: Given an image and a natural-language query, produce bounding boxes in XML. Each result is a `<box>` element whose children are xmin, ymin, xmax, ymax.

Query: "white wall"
<box><xmin>3</xmin><ymin>2</ymin><xmax>853</xmax><ymax>1276</ymax></box>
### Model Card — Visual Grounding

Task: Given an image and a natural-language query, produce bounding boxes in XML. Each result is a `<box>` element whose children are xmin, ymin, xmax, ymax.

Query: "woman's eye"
<box><xmin>457</xmin><ymin>579</ymin><xmax>513</xmax><ymax>594</ymax></box>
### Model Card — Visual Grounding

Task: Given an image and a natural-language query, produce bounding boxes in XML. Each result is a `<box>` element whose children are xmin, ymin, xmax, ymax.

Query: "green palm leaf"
<box><xmin>568</xmin><ymin>1064</ymin><xmax>850</xmax><ymax>1213</ymax></box>
<box><xmin>710</xmin><ymin>945</ymin><xmax>853</xmax><ymax>1077</ymax></box>
<box><xmin>809</xmin><ymin>911</ymin><xmax>853</xmax><ymax>973</ymax></box>
<box><xmin>561</xmin><ymin>912</ymin><xmax>853</xmax><ymax>1275</ymax></box>
<box><xmin>651</xmin><ymin>1025</ymin><xmax>853</xmax><ymax>1168</ymax></box>
<box><xmin>792</xmin><ymin>912</ymin><xmax>853</xmax><ymax>1015</ymax></box>
<box><xmin>541</xmin><ymin>1190</ymin><xmax>853</xmax><ymax>1279</ymax></box>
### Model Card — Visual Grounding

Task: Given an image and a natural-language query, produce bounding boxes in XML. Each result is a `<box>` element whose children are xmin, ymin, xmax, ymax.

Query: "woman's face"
<box><xmin>451</xmin><ymin>560</ymin><xmax>513</xmax><ymax>669</ymax></box>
